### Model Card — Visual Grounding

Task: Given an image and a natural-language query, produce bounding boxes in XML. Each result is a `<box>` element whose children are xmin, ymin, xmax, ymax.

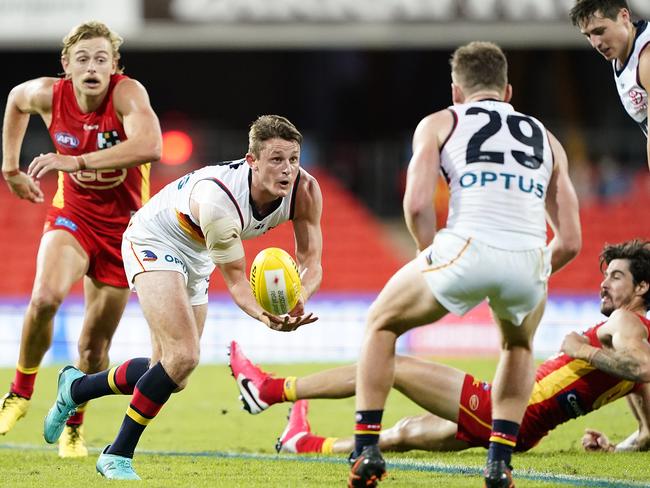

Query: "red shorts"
<box><xmin>455</xmin><ymin>374</ymin><xmax>543</xmax><ymax>452</ymax></box>
<box><xmin>44</xmin><ymin>207</ymin><xmax>128</xmax><ymax>288</ymax></box>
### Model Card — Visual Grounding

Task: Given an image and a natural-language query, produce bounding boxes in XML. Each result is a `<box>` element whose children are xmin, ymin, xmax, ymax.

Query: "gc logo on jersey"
<box><xmin>55</xmin><ymin>132</ymin><xmax>79</xmax><ymax>149</ymax></box>
<box><xmin>97</xmin><ymin>130</ymin><xmax>121</xmax><ymax>149</ymax></box>
<box><xmin>70</xmin><ymin>168</ymin><xmax>127</xmax><ymax>190</ymax></box>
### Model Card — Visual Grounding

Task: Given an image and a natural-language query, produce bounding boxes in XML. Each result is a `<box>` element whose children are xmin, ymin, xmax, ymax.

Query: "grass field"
<box><xmin>1</xmin><ymin>358</ymin><xmax>649</xmax><ymax>487</ymax></box>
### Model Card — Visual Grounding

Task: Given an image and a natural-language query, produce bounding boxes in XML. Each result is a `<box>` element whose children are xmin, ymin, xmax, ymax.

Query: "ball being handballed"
<box><xmin>250</xmin><ymin>247</ymin><xmax>301</xmax><ymax>315</ymax></box>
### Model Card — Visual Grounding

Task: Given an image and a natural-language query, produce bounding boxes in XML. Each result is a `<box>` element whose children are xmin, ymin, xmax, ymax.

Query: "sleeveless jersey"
<box><xmin>130</xmin><ymin>159</ymin><xmax>300</xmax><ymax>256</ymax></box>
<box><xmin>521</xmin><ymin>315</ymin><xmax>650</xmax><ymax>440</ymax></box>
<box><xmin>48</xmin><ymin>74</ymin><xmax>151</xmax><ymax>228</ymax></box>
<box><xmin>613</xmin><ymin>20</ymin><xmax>650</xmax><ymax>137</ymax></box>
<box><xmin>442</xmin><ymin>100</ymin><xmax>553</xmax><ymax>250</ymax></box>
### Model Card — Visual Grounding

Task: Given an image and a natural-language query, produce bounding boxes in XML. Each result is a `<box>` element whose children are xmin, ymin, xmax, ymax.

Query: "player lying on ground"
<box><xmin>230</xmin><ymin>239</ymin><xmax>650</xmax><ymax>455</ymax></box>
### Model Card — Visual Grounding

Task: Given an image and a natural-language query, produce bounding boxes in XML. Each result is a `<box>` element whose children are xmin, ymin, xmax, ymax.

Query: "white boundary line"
<box><xmin>1</xmin><ymin>443</ymin><xmax>648</xmax><ymax>487</ymax></box>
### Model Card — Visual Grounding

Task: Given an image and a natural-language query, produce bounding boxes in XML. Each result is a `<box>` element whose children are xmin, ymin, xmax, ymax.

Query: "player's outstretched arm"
<box><xmin>220</xmin><ymin>257</ymin><xmax>317</xmax><ymax>331</ymax></box>
<box><xmin>2</xmin><ymin>78</ymin><xmax>53</xmax><ymax>202</ymax></box>
<box><xmin>291</xmin><ymin>169</ymin><xmax>323</xmax><ymax>316</ymax></box>
<box><xmin>544</xmin><ymin>130</ymin><xmax>581</xmax><ymax>274</ymax></box>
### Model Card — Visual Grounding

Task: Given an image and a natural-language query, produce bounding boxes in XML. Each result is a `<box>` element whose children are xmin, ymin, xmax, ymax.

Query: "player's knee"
<box><xmin>29</xmin><ymin>289</ymin><xmax>64</xmax><ymax>319</ymax></box>
<box><xmin>380</xmin><ymin>417</ymin><xmax>413</xmax><ymax>452</ymax></box>
<box><xmin>166</xmin><ymin>348</ymin><xmax>200</xmax><ymax>379</ymax></box>
<box><xmin>366</xmin><ymin>300</ymin><xmax>398</xmax><ymax>333</ymax></box>
<box><xmin>77</xmin><ymin>342</ymin><xmax>109</xmax><ymax>372</ymax></box>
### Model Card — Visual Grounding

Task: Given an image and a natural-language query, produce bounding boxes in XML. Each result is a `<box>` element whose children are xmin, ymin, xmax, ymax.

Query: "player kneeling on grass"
<box><xmin>42</xmin><ymin>115</ymin><xmax>323</xmax><ymax>480</ymax></box>
<box><xmin>230</xmin><ymin>239</ymin><xmax>650</xmax><ymax>458</ymax></box>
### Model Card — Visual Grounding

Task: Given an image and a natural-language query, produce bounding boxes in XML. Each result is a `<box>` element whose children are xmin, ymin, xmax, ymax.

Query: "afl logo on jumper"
<box><xmin>55</xmin><ymin>132</ymin><xmax>79</xmax><ymax>148</ymax></box>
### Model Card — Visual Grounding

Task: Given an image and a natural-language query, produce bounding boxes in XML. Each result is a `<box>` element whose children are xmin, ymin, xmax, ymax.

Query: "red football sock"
<box><xmin>259</xmin><ymin>377</ymin><xmax>286</xmax><ymax>405</ymax></box>
<box><xmin>295</xmin><ymin>433</ymin><xmax>327</xmax><ymax>453</ymax></box>
<box><xmin>11</xmin><ymin>367</ymin><xmax>38</xmax><ymax>399</ymax></box>
<box><xmin>66</xmin><ymin>405</ymin><xmax>86</xmax><ymax>426</ymax></box>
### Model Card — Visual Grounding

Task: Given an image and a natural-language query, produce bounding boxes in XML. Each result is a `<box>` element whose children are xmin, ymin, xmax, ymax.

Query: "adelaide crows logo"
<box><xmin>142</xmin><ymin>250</ymin><xmax>158</xmax><ymax>262</ymax></box>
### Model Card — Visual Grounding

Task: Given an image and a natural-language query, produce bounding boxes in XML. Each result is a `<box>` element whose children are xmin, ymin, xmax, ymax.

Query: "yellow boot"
<box><xmin>58</xmin><ymin>424</ymin><xmax>88</xmax><ymax>458</ymax></box>
<box><xmin>0</xmin><ymin>393</ymin><xmax>30</xmax><ymax>435</ymax></box>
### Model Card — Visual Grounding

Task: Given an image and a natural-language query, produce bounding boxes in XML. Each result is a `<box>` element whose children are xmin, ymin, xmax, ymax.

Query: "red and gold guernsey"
<box><xmin>48</xmin><ymin>74</ymin><xmax>150</xmax><ymax>229</ymax></box>
<box><xmin>521</xmin><ymin>315</ymin><xmax>650</xmax><ymax>446</ymax></box>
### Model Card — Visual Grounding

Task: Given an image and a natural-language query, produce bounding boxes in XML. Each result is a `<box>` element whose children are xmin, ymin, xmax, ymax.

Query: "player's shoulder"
<box><xmin>17</xmin><ymin>76</ymin><xmax>58</xmax><ymax>94</ymax></box>
<box><xmin>112</xmin><ymin>76</ymin><xmax>148</xmax><ymax>98</ymax></box>
<box><xmin>412</xmin><ymin>109</ymin><xmax>455</xmax><ymax>140</ymax></box>
<box><xmin>12</xmin><ymin>77</ymin><xmax>58</xmax><ymax>111</ymax></box>
<box><xmin>607</xmin><ymin>309</ymin><xmax>647</xmax><ymax>334</ymax></box>
<box><xmin>296</xmin><ymin>168</ymin><xmax>321</xmax><ymax>198</ymax></box>
<box><xmin>419</xmin><ymin>108</ymin><xmax>455</xmax><ymax>129</ymax></box>
<box><xmin>293</xmin><ymin>168</ymin><xmax>322</xmax><ymax>217</ymax></box>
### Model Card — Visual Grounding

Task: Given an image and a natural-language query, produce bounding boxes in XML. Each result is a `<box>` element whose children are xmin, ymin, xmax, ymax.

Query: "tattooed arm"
<box><xmin>561</xmin><ymin>310</ymin><xmax>650</xmax><ymax>382</ymax></box>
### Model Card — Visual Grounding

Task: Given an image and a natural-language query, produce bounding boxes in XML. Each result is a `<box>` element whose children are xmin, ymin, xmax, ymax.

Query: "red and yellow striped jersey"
<box><xmin>521</xmin><ymin>315</ymin><xmax>650</xmax><ymax>441</ymax></box>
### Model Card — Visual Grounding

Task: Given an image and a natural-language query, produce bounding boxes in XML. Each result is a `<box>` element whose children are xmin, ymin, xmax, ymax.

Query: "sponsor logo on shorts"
<box><xmin>142</xmin><ymin>250</ymin><xmax>158</xmax><ymax>262</ymax></box>
<box><xmin>54</xmin><ymin>132</ymin><xmax>79</xmax><ymax>148</ymax></box>
<box><xmin>165</xmin><ymin>254</ymin><xmax>188</xmax><ymax>273</ymax></box>
<box><xmin>557</xmin><ymin>389</ymin><xmax>585</xmax><ymax>419</ymax></box>
<box><xmin>469</xmin><ymin>394</ymin><xmax>480</xmax><ymax>411</ymax></box>
<box><xmin>54</xmin><ymin>216</ymin><xmax>78</xmax><ymax>232</ymax></box>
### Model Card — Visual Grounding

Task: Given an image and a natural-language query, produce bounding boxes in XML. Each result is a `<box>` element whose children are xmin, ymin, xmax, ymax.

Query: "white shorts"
<box><xmin>419</xmin><ymin>229</ymin><xmax>551</xmax><ymax>325</ymax></box>
<box><xmin>121</xmin><ymin>220</ymin><xmax>214</xmax><ymax>306</ymax></box>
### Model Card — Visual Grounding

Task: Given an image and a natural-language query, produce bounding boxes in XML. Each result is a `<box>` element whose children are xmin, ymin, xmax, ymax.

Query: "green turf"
<box><xmin>0</xmin><ymin>359</ymin><xmax>648</xmax><ymax>487</ymax></box>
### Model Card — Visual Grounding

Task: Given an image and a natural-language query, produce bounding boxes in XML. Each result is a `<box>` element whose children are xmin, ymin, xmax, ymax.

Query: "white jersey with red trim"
<box><xmin>613</xmin><ymin>20</ymin><xmax>650</xmax><ymax>137</ymax></box>
<box><xmin>441</xmin><ymin>100</ymin><xmax>553</xmax><ymax>250</ymax></box>
<box><xmin>129</xmin><ymin>159</ymin><xmax>299</xmax><ymax>254</ymax></box>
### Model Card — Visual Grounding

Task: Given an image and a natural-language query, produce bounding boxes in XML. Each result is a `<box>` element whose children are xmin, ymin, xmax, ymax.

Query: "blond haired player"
<box><xmin>42</xmin><ymin>114</ymin><xmax>323</xmax><ymax>480</ymax></box>
<box><xmin>348</xmin><ymin>42</ymin><xmax>582</xmax><ymax>488</ymax></box>
<box><xmin>0</xmin><ymin>20</ymin><xmax>161</xmax><ymax>457</ymax></box>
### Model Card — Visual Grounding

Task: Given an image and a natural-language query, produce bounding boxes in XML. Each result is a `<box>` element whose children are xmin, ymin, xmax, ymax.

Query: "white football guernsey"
<box><xmin>129</xmin><ymin>159</ymin><xmax>300</xmax><ymax>255</ymax></box>
<box><xmin>441</xmin><ymin>100</ymin><xmax>553</xmax><ymax>250</ymax></box>
<box><xmin>613</xmin><ymin>20</ymin><xmax>650</xmax><ymax>137</ymax></box>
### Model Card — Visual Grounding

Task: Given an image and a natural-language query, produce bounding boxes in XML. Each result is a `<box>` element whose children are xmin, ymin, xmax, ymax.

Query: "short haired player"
<box><xmin>348</xmin><ymin>41</ymin><xmax>582</xmax><ymax>488</ymax></box>
<box><xmin>570</xmin><ymin>0</ymin><xmax>650</xmax><ymax>171</ymax></box>
<box><xmin>42</xmin><ymin>114</ymin><xmax>323</xmax><ymax>480</ymax></box>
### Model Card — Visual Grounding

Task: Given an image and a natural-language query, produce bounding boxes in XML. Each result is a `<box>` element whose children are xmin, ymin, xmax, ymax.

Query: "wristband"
<box><xmin>76</xmin><ymin>155</ymin><xmax>87</xmax><ymax>171</ymax></box>
<box><xmin>2</xmin><ymin>169</ymin><xmax>20</xmax><ymax>180</ymax></box>
<box><xmin>580</xmin><ymin>344</ymin><xmax>598</xmax><ymax>364</ymax></box>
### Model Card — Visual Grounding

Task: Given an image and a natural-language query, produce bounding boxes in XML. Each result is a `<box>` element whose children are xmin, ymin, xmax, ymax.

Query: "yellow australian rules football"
<box><xmin>250</xmin><ymin>247</ymin><xmax>302</xmax><ymax>315</ymax></box>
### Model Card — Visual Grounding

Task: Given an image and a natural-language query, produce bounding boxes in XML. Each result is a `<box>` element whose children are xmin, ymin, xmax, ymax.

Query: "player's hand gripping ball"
<box><xmin>250</xmin><ymin>247</ymin><xmax>301</xmax><ymax>315</ymax></box>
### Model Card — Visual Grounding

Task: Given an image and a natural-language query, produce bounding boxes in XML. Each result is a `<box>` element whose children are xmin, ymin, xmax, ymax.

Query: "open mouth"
<box><xmin>83</xmin><ymin>77</ymin><xmax>101</xmax><ymax>89</ymax></box>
